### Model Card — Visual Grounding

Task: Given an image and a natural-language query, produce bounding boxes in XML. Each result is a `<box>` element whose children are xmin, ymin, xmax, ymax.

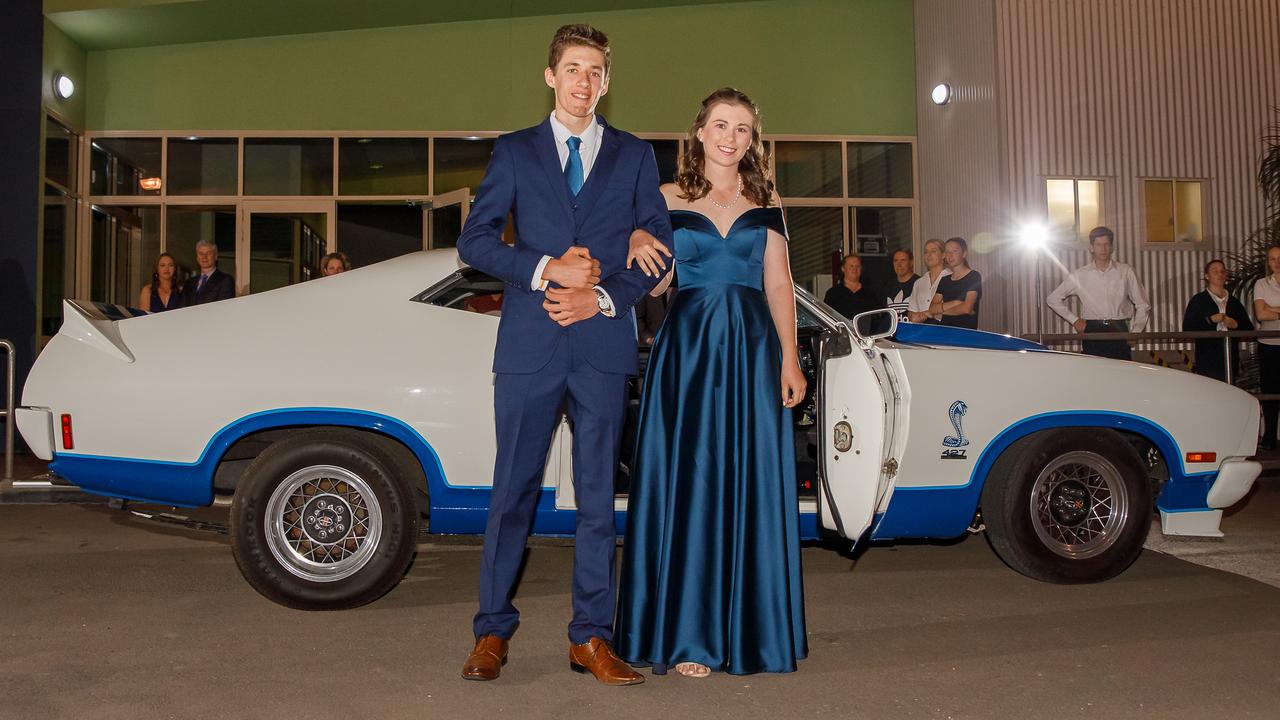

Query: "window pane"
<box><xmin>244</xmin><ymin>139</ymin><xmax>333</xmax><ymax>196</ymax></box>
<box><xmin>41</xmin><ymin>185</ymin><xmax>76</xmax><ymax>335</ymax></box>
<box><xmin>848</xmin><ymin>142</ymin><xmax>912</xmax><ymax>198</ymax></box>
<box><xmin>1144</xmin><ymin>180</ymin><xmax>1175</xmax><ymax>242</ymax></box>
<box><xmin>89</xmin><ymin>205</ymin><xmax>161</xmax><ymax>308</ymax></box>
<box><xmin>434</xmin><ymin>138</ymin><xmax>494</xmax><ymax>195</ymax></box>
<box><xmin>852</xmin><ymin>207</ymin><xmax>914</xmax><ymax>292</ymax></box>
<box><xmin>167</xmin><ymin>138</ymin><xmax>238</xmax><ymax>195</ymax></box>
<box><xmin>1046</xmin><ymin>178</ymin><xmax>1076</xmax><ymax>233</ymax></box>
<box><xmin>165</xmin><ymin>206</ymin><xmax>237</xmax><ymax>284</ymax></box>
<box><xmin>1176</xmin><ymin>181</ymin><xmax>1203</xmax><ymax>243</ymax></box>
<box><xmin>337</xmin><ymin>204</ymin><xmax>424</xmax><ymax>267</ymax></box>
<box><xmin>1077</xmin><ymin>180</ymin><xmax>1103</xmax><ymax>238</ymax></box>
<box><xmin>646</xmin><ymin>140</ymin><xmax>679</xmax><ymax>184</ymax></box>
<box><xmin>90</xmin><ymin>138</ymin><xmax>162</xmax><ymax>196</ymax></box>
<box><xmin>44</xmin><ymin>117</ymin><xmax>76</xmax><ymax>190</ymax></box>
<box><xmin>784</xmin><ymin>206</ymin><xmax>844</xmax><ymax>293</ymax></box>
<box><xmin>249</xmin><ymin>213</ymin><xmax>326</xmax><ymax>292</ymax></box>
<box><xmin>339</xmin><ymin>138</ymin><xmax>429</xmax><ymax>196</ymax></box>
<box><xmin>775</xmin><ymin>142</ymin><xmax>842</xmax><ymax>198</ymax></box>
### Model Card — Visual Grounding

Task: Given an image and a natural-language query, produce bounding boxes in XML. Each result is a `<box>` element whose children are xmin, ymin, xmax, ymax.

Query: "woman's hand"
<box><xmin>780</xmin><ymin>361</ymin><xmax>807</xmax><ymax>408</ymax></box>
<box><xmin>1224</xmin><ymin>316</ymin><xmax>1239</xmax><ymax>329</ymax></box>
<box><xmin>627</xmin><ymin>229</ymin><xmax>672</xmax><ymax>277</ymax></box>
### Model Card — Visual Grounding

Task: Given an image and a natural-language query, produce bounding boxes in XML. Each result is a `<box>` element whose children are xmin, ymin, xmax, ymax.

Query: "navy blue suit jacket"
<box><xmin>457</xmin><ymin>117</ymin><xmax>671</xmax><ymax>375</ymax></box>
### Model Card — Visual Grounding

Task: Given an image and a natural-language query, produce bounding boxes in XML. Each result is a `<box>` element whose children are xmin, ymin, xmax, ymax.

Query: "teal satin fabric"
<box><xmin>616</xmin><ymin>207</ymin><xmax>808</xmax><ymax>674</ymax></box>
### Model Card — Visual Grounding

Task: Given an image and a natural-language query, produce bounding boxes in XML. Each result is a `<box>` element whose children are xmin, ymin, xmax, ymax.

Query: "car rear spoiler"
<box><xmin>59</xmin><ymin>299</ymin><xmax>139</xmax><ymax>363</ymax></box>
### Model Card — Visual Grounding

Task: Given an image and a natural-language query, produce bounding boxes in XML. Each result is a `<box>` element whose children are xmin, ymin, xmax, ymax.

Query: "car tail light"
<box><xmin>60</xmin><ymin>414</ymin><xmax>74</xmax><ymax>450</ymax></box>
<box><xmin>1185</xmin><ymin>452</ymin><xmax>1216</xmax><ymax>463</ymax></box>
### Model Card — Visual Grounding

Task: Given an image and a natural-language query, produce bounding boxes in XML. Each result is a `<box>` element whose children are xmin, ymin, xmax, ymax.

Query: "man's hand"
<box><xmin>1073</xmin><ymin>319</ymin><xmax>1087</xmax><ymax>333</ymax></box>
<box><xmin>543</xmin><ymin>287</ymin><xmax>600</xmax><ymax>327</ymax></box>
<box><xmin>542</xmin><ymin>247</ymin><xmax>600</xmax><ymax>289</ymax></box>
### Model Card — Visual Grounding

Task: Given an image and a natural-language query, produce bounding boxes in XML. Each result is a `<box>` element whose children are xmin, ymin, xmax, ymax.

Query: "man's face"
<box><xmin>1090</xmin><ymin>235</ymin><xmax>1113</xmax><ymax>263</ymax></box>
<box><xmin>842</xmin><ymin>257</ymin><xmax>862</xmax><ymax>284</ymax></box>
<box><xmin>196</xmin><ymin>244</ymin><xmax>217</xmax><ymax>271</ymax></box>
<box><xmin>892</xmin><ymin>251</ymin><xmax>912</xmax><ymax>278</ymax></box>
<box><xmin>544</xmin><ymin>45</ymin><xmax>609</xmax><ymax>121</ymax></box>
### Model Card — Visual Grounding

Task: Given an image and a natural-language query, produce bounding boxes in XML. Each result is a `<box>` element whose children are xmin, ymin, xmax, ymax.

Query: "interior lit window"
<box><xmin>1144</xmin><ymin>179</ymin><xmax>1203</xmax><ymax>244</ymax></box>
<box><xmin>1045</xmin><ymin>178</ymin><xmax>1104</xmax><ymax>242</ymax></box>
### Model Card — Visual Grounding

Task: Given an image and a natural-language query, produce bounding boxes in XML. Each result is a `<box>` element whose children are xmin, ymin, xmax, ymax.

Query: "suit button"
<box><xmin>572</xmin><ymin>203</ymin><xmax>580</xmax><ymax>210</ymax></box>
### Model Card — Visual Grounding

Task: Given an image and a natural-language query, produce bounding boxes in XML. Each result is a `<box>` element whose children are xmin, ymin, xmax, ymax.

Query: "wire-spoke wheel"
<box><xmin>982</xmin><ymin>429</ymin><xmax>1151</xmax><ymax>584</ymax></box>
<box><xmin>265</xmin><ymin>465</ymin><xmax>383</xmax><ymax>583</ymax></box>
<box><xmin>231</xmin><ymin>430</ymin><xmax>418</xmax><ymax>610</ymax></box>
<box><xmin>1029</xmin><ymin>452</ymin><xmax>1129</xmax><ymax>560</ymax></box>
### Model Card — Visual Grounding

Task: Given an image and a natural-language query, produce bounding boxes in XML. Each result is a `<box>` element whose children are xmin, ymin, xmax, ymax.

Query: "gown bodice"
<box><xmin>669</xmin><ymin>207</ymin><xmax>787</xmax><ymax>291</ymax></box>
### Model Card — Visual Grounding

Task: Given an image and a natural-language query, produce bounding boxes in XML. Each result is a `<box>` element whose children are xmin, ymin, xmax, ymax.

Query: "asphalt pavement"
<box><xmin>1</xmin><ymin>494</ymin><xmax>1278</xmax><ymax>720</ymax></box>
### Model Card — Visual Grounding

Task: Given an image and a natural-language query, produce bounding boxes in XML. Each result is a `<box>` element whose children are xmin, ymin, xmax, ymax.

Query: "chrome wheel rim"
<box><xmin>264</xmin><ymin>465</ymin><xmax>382</xmax><ymax>582</ymax></box>
<box><xmin>1029</xmin><ymin>451</ymin><xmax>1129</xmax><ymax>559</ymax></box>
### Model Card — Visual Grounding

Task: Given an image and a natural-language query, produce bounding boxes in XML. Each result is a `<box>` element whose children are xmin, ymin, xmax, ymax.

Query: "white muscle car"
<box><xmin>15</xmin><ymin>250</ymin><xmax>1262</xmax><ymax>609</ymax></box>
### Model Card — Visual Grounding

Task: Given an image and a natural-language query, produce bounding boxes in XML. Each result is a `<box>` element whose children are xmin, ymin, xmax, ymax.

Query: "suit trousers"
<box><xmin>474</xmin><ymin>337</ymin><xmax>630</xmax><ymax>644</ymax></box>
<box><xmin>1082</xmin><ymin>319</ymin><xmax>1132</xmax><ymax>361</ymax></box>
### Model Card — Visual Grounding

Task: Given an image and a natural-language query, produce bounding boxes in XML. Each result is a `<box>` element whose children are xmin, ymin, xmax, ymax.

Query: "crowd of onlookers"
<box><xmin>822</xmin><ymin>225</ymin><xmax>1280</xmax><ymax>448</ymax></box>
<box><xmin>137</xmin><ymin>242</ymin><xmax>351</xmax><ymax>312</ymax></box>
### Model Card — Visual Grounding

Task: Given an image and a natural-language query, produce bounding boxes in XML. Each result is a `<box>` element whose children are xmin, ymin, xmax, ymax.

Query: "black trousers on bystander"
<box><xmin>1082</xmin><ymin>319</ymin><xmax>1132</xmax><ymax>361</ymax></box>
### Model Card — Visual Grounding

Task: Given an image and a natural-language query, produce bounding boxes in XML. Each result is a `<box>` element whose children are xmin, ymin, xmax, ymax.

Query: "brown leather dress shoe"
<box><xmin>568</xmin><ymin>637</ymin><xmax>645</xmax><ymax>686</ymax></box>
<box><xmin>461</xmin><ymin>635</ymin><xmax>509</xmax><ymax>681</ymax></box>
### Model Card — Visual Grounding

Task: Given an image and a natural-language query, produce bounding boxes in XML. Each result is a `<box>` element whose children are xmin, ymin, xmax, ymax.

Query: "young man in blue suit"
<box><xmin>456</xmin><ymin>24</ymin><xmax>672</xmax><ymax>686</ymax></box>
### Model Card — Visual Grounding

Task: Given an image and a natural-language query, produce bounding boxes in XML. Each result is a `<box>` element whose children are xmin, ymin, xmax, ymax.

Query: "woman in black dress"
<box><xmin>930</xmin><ymin>237</ymin><xmax>981</xmax><ymax>329</ymax></box>
<box><xmin>1183</xmin><ymin>258</ymin><xmax>1252</xmax><ymax>383</ymax></box>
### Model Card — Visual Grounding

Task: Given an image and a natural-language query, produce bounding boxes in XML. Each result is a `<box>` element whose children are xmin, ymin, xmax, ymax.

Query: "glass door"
<box><xmin>426</xmin><ymin>188</ymin><xmax>470</xmax><ymax>250</ymax></box>
<box><xmin>240</xmin><ymin>200</ymin><xmax>335</xmax><ymax>295</ymax></box>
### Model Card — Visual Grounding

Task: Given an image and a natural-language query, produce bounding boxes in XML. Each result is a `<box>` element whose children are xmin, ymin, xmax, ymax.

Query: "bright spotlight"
<box><xmin>931</xmin><ymin>83</ymin><xmax>951</xmax><ymax>106</ymax></box>
<box><xmin>1020</xmin><ymin>223</ymin><xmax>1050</xmax><ymax>250</ymax></box>
<box><xmin>53</xmin><ymin>73</ymin><xmax>75</xmax><ymax>100</ymax></box>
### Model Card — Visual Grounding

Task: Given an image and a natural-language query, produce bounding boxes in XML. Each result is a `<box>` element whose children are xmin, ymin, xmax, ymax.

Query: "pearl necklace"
<box><xmin>708</xmin><ymin>175</ymin><xmax>744</xmax><ymax>210</ymax></box>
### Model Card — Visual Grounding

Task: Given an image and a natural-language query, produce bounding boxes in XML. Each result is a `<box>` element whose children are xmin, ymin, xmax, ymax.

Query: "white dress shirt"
<box><xmin>907</xmin><ymin>268</ymin><xmax>950</xmax><ymax>318</ymax></box>
<box><xmin>531</xmin><ymin>113</ymin><xmax>614</xmax><ymax>316</ymax></box>
<box><xmin>1046</xmin><ymin>260</ymin><xmax>1151</xmax><ymax>333</ymax></box>
<box><xmin>1253</xmin><ymin>276</ymin><xmax>1280</xmax><ymax>346</ymax></box>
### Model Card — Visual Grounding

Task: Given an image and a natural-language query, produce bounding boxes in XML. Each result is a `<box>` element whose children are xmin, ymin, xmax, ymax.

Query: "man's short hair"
<box><xmin>1088</xmin><ymin>226</ymin><xmax>1114</xmax><ymax>244</ymax></box>
<box><xmin>842</xmin><ymin>254</ymin><xmax>861</xmax><ymax>265</ymax></box>
<box><xmin>893</xmin><ymin>248</ymin><xmax>914</xmax><ymax>261</ymax></box>
<box><xmin>548</xmin><ymin>24</ymin><xmax>611</xmax><ymax>76</ymax></box>
<box><xmin>195</xmin><ymin>240</ymin><xmax>218</xmax><ymax>253</ymax></box>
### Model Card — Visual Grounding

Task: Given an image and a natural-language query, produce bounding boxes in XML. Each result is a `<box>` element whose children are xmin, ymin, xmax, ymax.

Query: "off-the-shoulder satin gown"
<box><xmin>616</xmin><ymin>206</ymin><xmax>808</xmax><ymax>675</ymax></box>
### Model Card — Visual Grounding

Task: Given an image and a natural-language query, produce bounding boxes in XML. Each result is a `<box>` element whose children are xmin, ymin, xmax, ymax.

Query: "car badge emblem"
<box><xmin>941</xmin><ymin>400</ymin><xmax>969</xmax><ymax>460</ymax></box>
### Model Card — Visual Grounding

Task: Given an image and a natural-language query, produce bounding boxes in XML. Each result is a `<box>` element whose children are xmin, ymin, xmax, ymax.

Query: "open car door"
<box><xmin>813</xmin><ymin>305</ymin><xmax>899</xmax><ymax>541</ymax></box>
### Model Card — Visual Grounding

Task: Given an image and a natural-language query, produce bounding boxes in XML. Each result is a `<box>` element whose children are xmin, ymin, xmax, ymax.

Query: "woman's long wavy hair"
<box><xmin>675</xmin><ymin>88</ymin><xmax>774</xmax><ymax>208</ymax></box>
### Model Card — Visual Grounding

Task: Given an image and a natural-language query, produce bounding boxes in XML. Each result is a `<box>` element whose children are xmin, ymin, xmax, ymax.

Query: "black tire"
<box><xmin>981</xmin><ymin>428</ymin><xmax>1151</xmax><ymax>584</ymax></box>
<box><xmin>230</xmin><ymin>429</ymin><xmax>419</xmax><ymax>610</ymax></box>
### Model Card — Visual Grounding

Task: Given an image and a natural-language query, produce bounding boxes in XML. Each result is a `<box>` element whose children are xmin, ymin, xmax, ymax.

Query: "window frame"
<box><xmin>1140</xmin><ymin>177</ymin><xmax>1210</xmax><ymax>250</ymax></box>
<box><xmin>1043</xmin><ymin>176</ymin><xmax>1108</xmax><ymax>244</ymax></box>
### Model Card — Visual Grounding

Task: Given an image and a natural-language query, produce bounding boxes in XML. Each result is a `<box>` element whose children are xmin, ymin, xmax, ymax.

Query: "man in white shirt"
<box><xmin>1046</xmin><ymin>226</ymin><xmax>1151</xmax><ymax>360</ymax></box>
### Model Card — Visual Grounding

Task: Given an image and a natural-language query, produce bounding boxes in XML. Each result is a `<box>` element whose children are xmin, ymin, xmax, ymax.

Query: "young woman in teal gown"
<box><xmin>616</xmin><ymin>88</ymin><xmax>808</xmax><ymax>677</ymax></box>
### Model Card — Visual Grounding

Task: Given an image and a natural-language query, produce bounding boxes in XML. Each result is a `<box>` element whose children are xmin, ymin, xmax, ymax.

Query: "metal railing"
<box><xmin>1</xmin><ymin>340</ymin><xmax>14</xmax><ymax>481</ymax></box>
<box><xmin>1024</xmin><ymin>329</ymin><xmax>1280</xmax><ymax>398</ymax></box>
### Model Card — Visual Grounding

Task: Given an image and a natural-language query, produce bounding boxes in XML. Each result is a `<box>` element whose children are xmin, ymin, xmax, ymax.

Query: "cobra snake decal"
<box><xmin>942</xmin><ymin>400</ymin><xmax>969</xmax><ymax>448</ymax></box>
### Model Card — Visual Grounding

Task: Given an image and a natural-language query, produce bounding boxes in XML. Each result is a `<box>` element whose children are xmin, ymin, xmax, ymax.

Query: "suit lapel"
<box><xmin>572</xmin><ymin>120</ymin><xmax>621</xmax><ymax>230</ymax></box>
<box><xmin>532</xmin><ymin>118</ymin><xmax>576</xmax><ymax>227</ymax></box>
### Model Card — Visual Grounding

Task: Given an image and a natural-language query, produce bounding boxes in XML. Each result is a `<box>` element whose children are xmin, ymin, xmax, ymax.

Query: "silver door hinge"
<box><xmin>881</xmin><ymin>458</ymin><xmax>899</xmax><ymax>478</ymax></box>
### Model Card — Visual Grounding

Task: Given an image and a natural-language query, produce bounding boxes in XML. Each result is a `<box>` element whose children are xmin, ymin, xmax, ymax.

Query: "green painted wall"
<box><xmin>83</xmin><ymin>0</ymin><xmax>916</xmax><ymax>135</ymax></box>
<box><xmin>43</xmin><ymin>18</ymin><xmax>88</xmax><ymax>130</ymax></box>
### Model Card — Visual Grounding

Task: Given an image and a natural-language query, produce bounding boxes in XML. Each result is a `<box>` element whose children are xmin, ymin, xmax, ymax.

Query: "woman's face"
<box><xmin>157</xmin><ymin>256</ymin><xmax>175</xmax><ymax>280</ymax></box>
<box><xmin>1205</xmin><ymin>262</ymin><xmax>1227</xmax><ymax>287</ymax></box>
<box><xmin>924</xmin><ymin>243</ymin><xmax>943</xmax><ymax>270</ymax></box>
<box><xmin>1269</xmin><ymin>248</ymin><xmax>1280</xmax><ymax>276</ymax></box>
<box><xmin>697</xmin><ymin>102</ymin><xmax>754</xmax><ymax>170</ymax></box>
<box><xmin>944</xmin><ymin>241</ymin><xmax>966</xmax><ymax>269</ymax></box>
<box><xmin>323</xmin><ymin>258</ymin><xmax>345</xmax><ymax>276</ymax></box>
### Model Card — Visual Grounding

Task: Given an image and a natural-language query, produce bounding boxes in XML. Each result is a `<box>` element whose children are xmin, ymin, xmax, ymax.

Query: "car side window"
<box><xmin>414</xmin><ymin>270</ymin><xmax>505</xmax><ymax>317</ymax></box>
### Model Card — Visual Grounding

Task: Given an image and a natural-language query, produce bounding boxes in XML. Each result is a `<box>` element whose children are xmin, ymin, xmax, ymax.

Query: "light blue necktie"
<box><xmin>564</xmin><ymin>136</ymin><xmax>584</xmax><ymax>196</ymax></box>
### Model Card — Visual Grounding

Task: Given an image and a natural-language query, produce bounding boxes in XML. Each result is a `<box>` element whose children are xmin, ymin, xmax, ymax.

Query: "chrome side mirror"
<box><xmin>850</xmin><ymin>308</ymin><xmax>899</xmax><ymax>350</ymax></box>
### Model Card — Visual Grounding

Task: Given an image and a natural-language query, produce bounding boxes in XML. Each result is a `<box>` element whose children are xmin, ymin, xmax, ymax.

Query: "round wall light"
<box><xmin>53</xmin><ymin>73</ymin><xmax>75</xmax><ymax>100</ymax></box>
<box><xmin>931</xmin><ymin>83</ymin><xmax>951</xmax><ymax>106</ymax></box>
